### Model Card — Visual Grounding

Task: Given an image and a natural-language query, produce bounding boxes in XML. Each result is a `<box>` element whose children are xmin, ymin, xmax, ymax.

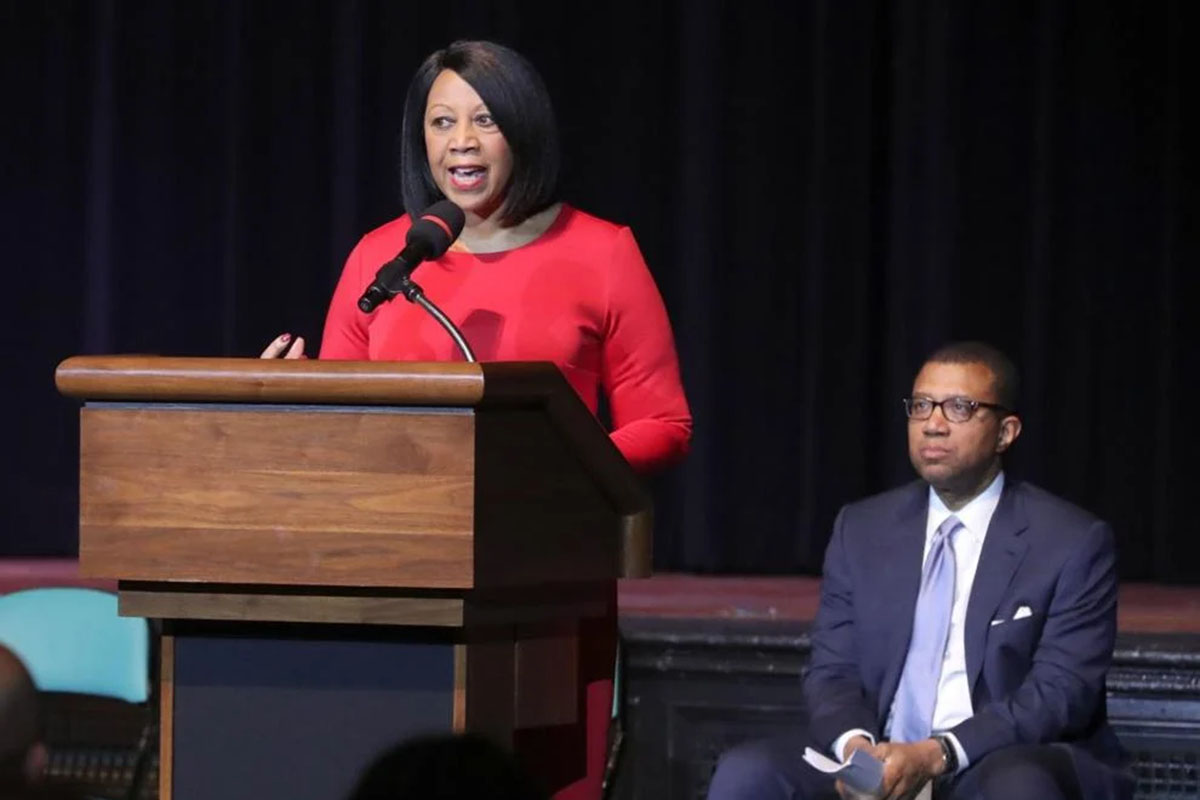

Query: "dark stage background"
<box><xmin>1</xmin><ymin>1</ymin><xmax>1195</xmax><ymax>580</ymax></box>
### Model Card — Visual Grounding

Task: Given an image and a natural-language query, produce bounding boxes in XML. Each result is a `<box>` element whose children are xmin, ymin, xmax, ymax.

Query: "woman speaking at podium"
<box><xmin>263</xmin><ymin>39</ymin><xmax>691</xmax><ymax>477</ymax></box>
<box><xmin>263</xmin><ymin>40</ymin><xmax>691</xmax><ymax>799</ymax></box>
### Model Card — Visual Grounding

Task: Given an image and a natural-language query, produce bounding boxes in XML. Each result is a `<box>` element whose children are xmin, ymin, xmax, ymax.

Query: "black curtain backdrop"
<box><xmin>2</xmin><ymin>1</ymin><xmax>1195</xmax><ymax>580</ymax></box>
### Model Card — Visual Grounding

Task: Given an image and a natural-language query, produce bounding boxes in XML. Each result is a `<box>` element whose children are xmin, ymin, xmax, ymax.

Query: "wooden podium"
<box><xmin>55</xmin><ymin>356</ymin><xmax>651</xmax><ymax>800</ymax></box>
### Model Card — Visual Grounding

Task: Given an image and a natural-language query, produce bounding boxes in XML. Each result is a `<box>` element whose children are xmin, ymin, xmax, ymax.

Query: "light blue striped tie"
<box><xmin>890</xmin><ymin>515</ymin><xmax>962</xmax><ymax>743</ymax></box>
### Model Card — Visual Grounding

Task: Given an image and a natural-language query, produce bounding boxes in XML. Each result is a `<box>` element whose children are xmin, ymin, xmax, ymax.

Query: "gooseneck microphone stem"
<box><xmin>414</xmin><ymin>293</ymin><xmax>476</xmax><ymax>363</ymax></box>
<box><xmin>395</xmin><ymin>276</ymin><xmax>476</xmax><ymax>363</ymax></box>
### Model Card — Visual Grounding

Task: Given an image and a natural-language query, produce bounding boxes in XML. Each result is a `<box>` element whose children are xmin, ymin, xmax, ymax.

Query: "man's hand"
<box><xmin>871</xmin><ymin>739</ymin><xmax>945</xmax><ymax>800</ymax></box>
<box><xmin>833</xmin><ymin>736</ymin><xmax>879</xmax><ymax>800</ymax></box>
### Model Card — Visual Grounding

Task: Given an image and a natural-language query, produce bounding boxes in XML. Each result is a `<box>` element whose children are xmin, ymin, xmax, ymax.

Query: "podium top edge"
<box><xmin>55</xmin><ymin>355</ymin><xmax>562</xmax><ymax>407</ymax></box>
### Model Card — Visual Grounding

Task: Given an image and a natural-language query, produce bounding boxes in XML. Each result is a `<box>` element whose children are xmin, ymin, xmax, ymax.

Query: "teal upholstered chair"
<box><xmin>0</xmin><ymin>587</ymin><xmax>149</xmax><ymax>702</ymax></box>
<box><xmin>0</xmin><ymin>587</ymin><xmax>153</xmax><ymax>799</ymax></box>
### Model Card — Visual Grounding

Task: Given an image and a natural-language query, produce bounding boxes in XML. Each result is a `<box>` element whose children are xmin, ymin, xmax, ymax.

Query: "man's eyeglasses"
<box><xmin>902</xmin><ymin>396</ymin><xmax>1010</xmax><ymax>423</ymax></box>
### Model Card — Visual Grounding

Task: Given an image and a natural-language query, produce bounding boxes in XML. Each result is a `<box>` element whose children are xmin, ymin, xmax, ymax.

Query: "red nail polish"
<box><xmin>281</xmin><ymin>333</ymin><xmax>291</xmax><ymax>342</ymax></box>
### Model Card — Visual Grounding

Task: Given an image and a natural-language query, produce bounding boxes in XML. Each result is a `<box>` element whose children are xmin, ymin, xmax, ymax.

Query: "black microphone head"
<box><xmin>406</xmin><ymin>200</ymin><xmax>466</xmax><ymax>258</ymax></box>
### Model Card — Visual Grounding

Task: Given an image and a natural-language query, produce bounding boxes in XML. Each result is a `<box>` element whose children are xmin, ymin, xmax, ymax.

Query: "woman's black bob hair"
<box><xmin>399</xmin><ymin>40</ymin><xmax>560</xmax><ymax>227</ymax></box>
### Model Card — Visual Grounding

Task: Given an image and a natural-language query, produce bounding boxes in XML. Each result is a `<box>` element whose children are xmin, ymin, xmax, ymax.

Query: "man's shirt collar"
<box><xmin>927</xmin><ymin>471</ymin><xmax>1005</xmax><ymax>539</ymax></box>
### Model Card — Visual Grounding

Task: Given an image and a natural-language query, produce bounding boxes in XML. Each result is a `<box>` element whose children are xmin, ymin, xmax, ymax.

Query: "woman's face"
<box><xmin>424</xmin><ymin>69</ymin><xmax>513</xmax><ymax>222</ymax></box>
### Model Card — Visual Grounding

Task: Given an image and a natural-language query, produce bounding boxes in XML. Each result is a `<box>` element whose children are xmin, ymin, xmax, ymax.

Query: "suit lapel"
<box><xmin>876</xmin><ymin>483</ymin><xmax>931</xmax><ymax>722</ymax></box>
<box><xmin>963</xmin><ymin>481</ymin><xmax>1030</xmax><ymax>696</ymax></box>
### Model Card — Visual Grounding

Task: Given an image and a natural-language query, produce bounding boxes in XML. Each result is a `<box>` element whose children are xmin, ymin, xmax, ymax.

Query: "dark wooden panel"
<box><xmin>480</xmin><ymin>363</ymin><xmax>653</xmax><ymax>577</ymax></box>
<box><xmin>474</xmin><ymin>408</ymin><xmax>620</xmax><ymax>587</ymax></box>
<box><xmin>458</xmin><ymin>627</ymin><xmax>517</xmax><ymax>748</ymax></box>
<box><xmin>514</xmin><ymin>621</ymin><xmax>579</xmax><ymax>729</ymax></box>
<box><xmin>79</xmin><ymin>407</ymin><xmax>475</xmax><ymax>588</ymax></box>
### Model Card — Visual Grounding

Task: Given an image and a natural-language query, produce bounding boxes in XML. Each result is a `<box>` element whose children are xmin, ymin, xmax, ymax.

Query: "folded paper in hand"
<box><xmin>802</xmin><ymin>746</ymin><xmax>884</xmax><ymax>796</ymax></box>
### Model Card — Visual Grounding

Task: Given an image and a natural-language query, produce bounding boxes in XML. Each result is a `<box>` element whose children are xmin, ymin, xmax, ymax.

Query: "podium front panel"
<box><xmin>79</xmin><ymin>403</ymin><xmax>476</xmax><ymax>588</ymax></box>
<box><xmin>170</xmin><ymin>624</ymin><xmax>455</xmax><ymax>800</ymax></box>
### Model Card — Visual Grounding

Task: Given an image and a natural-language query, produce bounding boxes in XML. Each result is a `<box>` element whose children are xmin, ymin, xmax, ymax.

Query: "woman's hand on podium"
<box><xmin>261</xmin><ymin>332</ymin><xmax>307</xmax><ymax>359</ymax></box>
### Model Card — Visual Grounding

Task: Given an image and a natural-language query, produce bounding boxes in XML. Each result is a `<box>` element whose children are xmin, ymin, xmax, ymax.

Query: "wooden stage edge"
<box><xmin>2</xmin><ymin>559</ymin><xmax>1197</xmax><ymax>634</ymax></box>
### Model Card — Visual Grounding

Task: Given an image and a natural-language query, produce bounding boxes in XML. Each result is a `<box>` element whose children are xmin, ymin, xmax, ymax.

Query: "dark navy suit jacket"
<box><xmin>804</xmin><ymin>479</ymin><xmax>1132</xmax><ymax>799</ymax></box>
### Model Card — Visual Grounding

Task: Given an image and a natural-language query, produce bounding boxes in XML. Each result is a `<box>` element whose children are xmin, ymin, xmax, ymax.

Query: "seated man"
<box><xmin>707</xmin><ymin>342</ymin><xmax>1133</xmax><ymax>800</ymax></box>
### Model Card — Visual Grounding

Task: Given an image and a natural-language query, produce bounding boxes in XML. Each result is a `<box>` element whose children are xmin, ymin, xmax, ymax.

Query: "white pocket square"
<box><xmin>991</xmin><ymin>606</ymin><xmax>1034</xmax><ymax>626</ymax></box>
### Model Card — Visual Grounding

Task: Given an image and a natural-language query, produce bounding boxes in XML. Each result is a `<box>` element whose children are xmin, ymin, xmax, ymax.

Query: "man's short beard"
<box><xmin>924</xmin><ymin>458</ymin><xmax>1002</xmax><ymax>502</ymax></box>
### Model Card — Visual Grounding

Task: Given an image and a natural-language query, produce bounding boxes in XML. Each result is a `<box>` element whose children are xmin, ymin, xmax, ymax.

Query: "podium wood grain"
<box><xmin>79</xmin><ymin>407</ymin><xmax>476</xmax><ymax>587</ymax></box>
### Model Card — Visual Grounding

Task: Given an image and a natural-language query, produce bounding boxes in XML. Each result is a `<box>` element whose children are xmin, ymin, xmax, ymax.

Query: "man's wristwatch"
<box><xmin>932</xmin><ymin>734</ymin><xmax>958</xmax><ymax>775</ymax></box>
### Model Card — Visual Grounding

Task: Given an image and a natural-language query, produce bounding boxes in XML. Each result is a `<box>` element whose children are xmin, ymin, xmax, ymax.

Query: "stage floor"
<box><xmin>3</xmin><ymin>559</ymin><xmax>1198</xmax><ymax>633</ymax></box>
<box><xmin>620</xmin><ymin>575</ymin><xmax>1200</xmax><ymax>633</ymax></box>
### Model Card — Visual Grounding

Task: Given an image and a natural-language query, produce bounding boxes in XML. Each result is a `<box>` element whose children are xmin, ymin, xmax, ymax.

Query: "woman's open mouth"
<box><xmin>448</xmin><ymin>166</ymin><xmax>487</xmax><ymax>190</ymax></box>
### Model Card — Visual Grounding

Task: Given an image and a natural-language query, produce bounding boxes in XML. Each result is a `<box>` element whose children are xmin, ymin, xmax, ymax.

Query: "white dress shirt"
<box><xmin>832</xmin><ymin>472</ymin><xmax>1006</xmax><ymax>774</ymax></box>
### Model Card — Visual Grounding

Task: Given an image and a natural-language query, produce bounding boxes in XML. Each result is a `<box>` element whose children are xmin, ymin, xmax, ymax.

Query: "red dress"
<box><xmin>320</xmin><ymin>204</ymin><xmax>692</xmax><ymax>796</ymax></box>
<box><xmin>320</xmin><ymin>204</ymin><xmax>691</xmax><ymax>474</ymax></box>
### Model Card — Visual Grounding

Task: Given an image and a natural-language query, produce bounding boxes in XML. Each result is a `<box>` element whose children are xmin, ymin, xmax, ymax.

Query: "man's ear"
<box><xmin>996</xmin><ymin>415</ymin><xmax>1022</xmax><ymax>453</ymax></box>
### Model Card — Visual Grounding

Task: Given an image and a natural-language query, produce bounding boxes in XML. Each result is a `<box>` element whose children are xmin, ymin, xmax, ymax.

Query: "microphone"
<box><xmin>357</xmin><ymin>200</ymin><xmax>465</xmax><ymax>313</ymax></box>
